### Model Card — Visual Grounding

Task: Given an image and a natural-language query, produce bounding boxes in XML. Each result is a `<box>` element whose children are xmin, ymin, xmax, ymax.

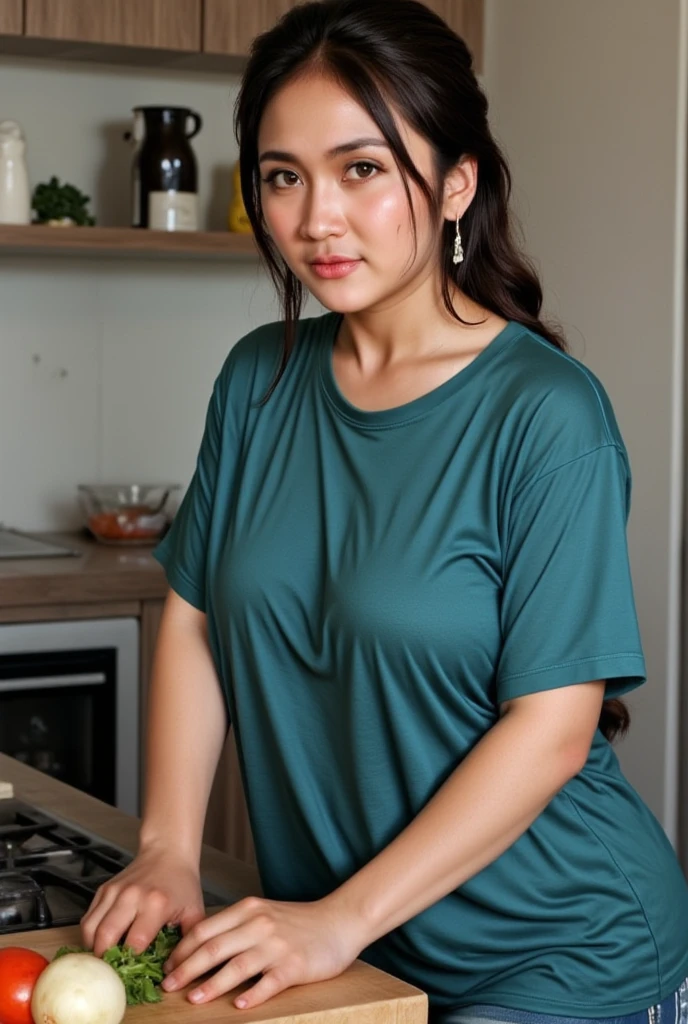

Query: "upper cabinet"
<box><xmin>0</xmin><ymin>0</ymin><xmax>22</xmax><ymax>35</ymax></box>
<box><xmin>203</xmin><ymin>0</ymin><xmax>304</xmax><ymax>57</ymax></box>
<box><xmin>3</xmin><ymin>1</ymin><xmax>483</xmax><ymax>72</ymax></box>
<box><xmin>24</xmin><ymin>0</ymin><xmax>202</xmax><ymax>51</ymax></box>
<box><xmin>203</xmin><ymin>0</ymin><xmax>483</xmax><ymax>72</ymax></box>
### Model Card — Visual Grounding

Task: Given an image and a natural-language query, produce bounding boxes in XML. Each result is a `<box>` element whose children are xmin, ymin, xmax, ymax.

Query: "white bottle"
<box><xmin>0</xmin><ymin>120</ymin><xmax>31</xmax><ymax>224</ymax></box>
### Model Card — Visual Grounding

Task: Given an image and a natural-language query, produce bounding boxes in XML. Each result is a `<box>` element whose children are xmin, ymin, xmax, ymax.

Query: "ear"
<box><xmin>442</xmin><ymin>155</ymin><xmax>478</xmax><ymax>221</ymax></box>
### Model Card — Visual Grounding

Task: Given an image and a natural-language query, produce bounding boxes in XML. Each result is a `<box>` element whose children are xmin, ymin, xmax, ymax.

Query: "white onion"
<box><xmin>31</xmin><ymin>952</ymin><xmax>126</xmax><ymax>1024</ymax></box>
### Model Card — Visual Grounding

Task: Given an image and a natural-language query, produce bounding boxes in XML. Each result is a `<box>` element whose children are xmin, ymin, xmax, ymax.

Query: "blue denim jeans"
<box><xmin>430</xmin><ymin>978</ymin><xmax>688</xmax><ymax>1024</ymax></box>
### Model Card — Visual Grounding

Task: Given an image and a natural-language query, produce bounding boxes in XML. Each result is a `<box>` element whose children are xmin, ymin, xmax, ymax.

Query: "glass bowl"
<box><xmin>77</xmin><ymin>483</ymin><xmax>181</xmax><ymax>545</ymax></box>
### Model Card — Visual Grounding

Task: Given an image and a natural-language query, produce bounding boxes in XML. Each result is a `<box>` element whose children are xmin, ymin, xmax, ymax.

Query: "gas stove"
<box><xmin>0</xmin><ymin>799</ymin><xmax>227</xmax><ymax>933</ymax></box>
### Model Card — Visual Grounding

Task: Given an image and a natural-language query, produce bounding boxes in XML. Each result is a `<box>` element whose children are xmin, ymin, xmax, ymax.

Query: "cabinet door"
<box><xmin>0</xmin><ymin>0</ymin><xmax>22</xmax><ymax>35</ymax></box>
<box><xmin>25</xmin><ymin>0</ymin><xmax>202</xmax><ymax>51</ymax></box>
<box><xmin>422</xmin><ymin>0</ymin><xmax>484</xmax><ymax>72</ymax></box>
<box><xmin>203</xmin><ymin>0</ymin><xmax>309</xmax><ymax>57</ymax></box>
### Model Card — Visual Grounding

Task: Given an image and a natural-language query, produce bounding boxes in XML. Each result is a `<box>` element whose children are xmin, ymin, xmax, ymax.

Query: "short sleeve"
<box><xmin>496</xmin><ymin>443</ymin><xmax>646</xmax><ymax>703</ymax></box>
<box><xmin>152</xmin><ymin>377</ymin><xmax>224</xmax><ymax>612</ymax></box>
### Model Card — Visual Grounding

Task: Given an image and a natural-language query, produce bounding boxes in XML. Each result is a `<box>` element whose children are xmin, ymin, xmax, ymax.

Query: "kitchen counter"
<box><xmin>0</xmin><ymin>530</ymin><xmax>167</xmax><ymax>610</ymax></box>
<box><xmin>0</xmin><ymin>754</ymin><xmax>428</xmax><ymax>1023</ymax></box>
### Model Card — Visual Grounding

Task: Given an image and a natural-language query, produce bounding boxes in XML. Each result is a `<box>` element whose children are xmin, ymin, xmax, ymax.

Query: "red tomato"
<box><xmin>0</xmin><ymin>947</ymin><xmax>49</xmax><ymax>1024</ymax></box>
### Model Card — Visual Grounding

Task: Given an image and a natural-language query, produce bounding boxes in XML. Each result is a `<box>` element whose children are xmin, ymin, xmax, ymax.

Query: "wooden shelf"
<box><xmin>0</xmin><ymin>224</ymin><xmax>259</xmax><ymax>261</ymax></box>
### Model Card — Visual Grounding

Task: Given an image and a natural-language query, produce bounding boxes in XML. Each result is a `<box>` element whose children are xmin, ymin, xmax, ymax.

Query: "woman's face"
<box><xmin>257</xmin><ymin>72</ymin><xmax>445</xmax><ymax>313</ymax></box>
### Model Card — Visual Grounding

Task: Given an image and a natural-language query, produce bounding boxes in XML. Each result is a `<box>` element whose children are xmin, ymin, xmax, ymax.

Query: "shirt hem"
<box><xmin>151</xmin><ymin>549</ymin><xmax>205</xmax><ymax>612</ymax></box>
<box><xmin>497</xmin><ymin>653</ymin><xmax>646</xmax><ymax>702</ymax></box>
<box><xmin>439</xmin><ymin>960</ymin><xmax>688</xmax><ymax>1016</ymax></box>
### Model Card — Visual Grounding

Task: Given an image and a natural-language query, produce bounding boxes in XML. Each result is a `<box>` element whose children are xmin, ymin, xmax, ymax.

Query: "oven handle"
<box><xmin>0</xmin><ymin>672</ymin><xmax>107</xmax><ymax>692</ymax></box>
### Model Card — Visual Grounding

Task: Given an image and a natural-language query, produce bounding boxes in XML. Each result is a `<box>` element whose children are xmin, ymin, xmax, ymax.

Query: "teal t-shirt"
<box><xmin>154</xmin><ymin>312</ymin><xmax>688</xmax><ymax>1014</ymax></box>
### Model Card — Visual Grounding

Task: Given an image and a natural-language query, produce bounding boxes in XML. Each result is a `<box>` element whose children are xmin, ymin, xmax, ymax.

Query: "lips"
<box><xmin>309</xmin><ymin>258</ymin><xmax>362</xmax><ymax>280</ymax></box>
<box><xmin>309</xmin><ymin>256</ymin><xmax>359</xmax><ymax>265</ymax></box>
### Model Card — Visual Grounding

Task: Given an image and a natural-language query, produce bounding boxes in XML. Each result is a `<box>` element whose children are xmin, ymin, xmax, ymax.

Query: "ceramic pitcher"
<box><xmin>0</xmin><ymin>120</ymin><xmax>31</xmax><ymax>224</ymax></box>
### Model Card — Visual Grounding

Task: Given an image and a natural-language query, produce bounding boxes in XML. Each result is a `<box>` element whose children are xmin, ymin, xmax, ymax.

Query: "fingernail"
<box><xmin>163</xmin><ymin>976</ymin><xmax>178</xmax><ymax>991</ymax></box>
<box><xmin>189</xmin><ymin>989</ymin><xmax>204</xmax><ymax>1003</ymax></box>
<box><xmin>236</xmin><ymin>998</ymin><xmax>248</xmax><ymax>1009</ymax></box>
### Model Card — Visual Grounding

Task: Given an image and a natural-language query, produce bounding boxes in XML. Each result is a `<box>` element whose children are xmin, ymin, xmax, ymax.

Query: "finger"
<box><xmin>165</xmin><ymin>902</ymin><xmax>253</xmax><ymax>972</ymax></box>
<box><xmin>234</xmin><ymin>967</ymin><xmax>291</xmax><ymax>1010</ymax></box>
<box><xmin>163</xmin><ymin>922</ymin><xmax>260</xmax><ymax>993</ymax></box>
<box><xmin>186</xmin><ymin>950</ymin><xmax>268</xmax><ymax>1005</ymax></box>
<box><xmin>92</xmin><ymin>891</ymin><xmax>141</xmax><ymax>956</ymax></box>
<box><xmin>123</xmin><ymin>891</ymin><xmax>173</xmax><ymax>954</ymax></box>
<box><xmin>179</xmin><ymin>902</ymin><xmax>206</xmax><ymax>936</ymax></box>
<box><xmin>81</xmin><ymin>886</ymin><xmax>119</xmax><ymax>948</ymax></box>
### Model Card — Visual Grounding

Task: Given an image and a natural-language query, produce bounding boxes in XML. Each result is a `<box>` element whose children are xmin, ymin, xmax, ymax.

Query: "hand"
<box><xmin>161</xmin><ymin>894</ymin><xmax>366</xmax><ymax>1009</ymax></box>
<box><xmin>81</xmin><ymin>845</ymin><xmax>205</xmax><ymax>956</ymax></box>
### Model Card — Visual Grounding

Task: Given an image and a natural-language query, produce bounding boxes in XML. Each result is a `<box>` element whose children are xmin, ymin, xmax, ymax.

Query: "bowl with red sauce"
<box><xmin>77</xmin><ymin>483</ymin><xmax>181</xmax><ymax>545</ymax></box>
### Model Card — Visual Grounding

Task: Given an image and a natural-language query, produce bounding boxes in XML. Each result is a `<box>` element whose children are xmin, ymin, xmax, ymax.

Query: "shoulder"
<box><xmin>216</xmin><ymin>318</ymin><xmax>284</xmax><ymax>397</ymax></box>
<box><xmin>497</xmin><ymin>326</ymin><xmax>630</xmax><ymax>489</ymax></box>
<box><xmin>213</xmin><ymin>312</ymin><xmax>333</xmax><ymax>407</ymax></box>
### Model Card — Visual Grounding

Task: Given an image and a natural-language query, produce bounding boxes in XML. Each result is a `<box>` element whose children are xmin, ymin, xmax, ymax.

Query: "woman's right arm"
<box><xmin>81</xmin><ymin>587</ymin><xmax>228</xmax><ymax>956</ymax></box>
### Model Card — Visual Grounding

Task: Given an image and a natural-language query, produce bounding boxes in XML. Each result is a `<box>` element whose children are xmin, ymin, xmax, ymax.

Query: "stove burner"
<box><xmin>0</xmin><ymin>799</ymin><xmax>226</xmax><ymax>935</ymax></box>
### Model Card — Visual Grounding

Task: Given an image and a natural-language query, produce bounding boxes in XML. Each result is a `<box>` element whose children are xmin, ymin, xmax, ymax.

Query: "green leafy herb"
<box><xmin>54</xmin><ymin>925</ymin><xmax>182</xmax><ymax>1006</ymax></box>
<box><xmin>32</xmin><ymin>175</ymin><xmax>96</xmax><ymax>226</ymax></box>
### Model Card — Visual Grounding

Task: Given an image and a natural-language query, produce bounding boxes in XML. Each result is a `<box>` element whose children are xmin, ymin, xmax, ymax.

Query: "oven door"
<box><xmin>0</xmin><ymin>619</ymin><xmax>139</xmax><ymax>814</ymax></box>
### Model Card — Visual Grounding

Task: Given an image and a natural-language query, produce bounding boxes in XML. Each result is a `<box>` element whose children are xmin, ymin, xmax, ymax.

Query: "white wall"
<box><xmin>0</xmin><ymin>57</ymin><xmax>283</xmax><ymax>531</ymax></box>
<box><xmin>484</xmin><ymin>0</ymin><xmax>687</xmax><ymax>841</ymax></box>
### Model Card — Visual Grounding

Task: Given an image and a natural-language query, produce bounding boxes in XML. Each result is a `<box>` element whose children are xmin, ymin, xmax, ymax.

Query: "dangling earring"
<box><xmin>453</xmin><ymin>214</ymin><xmax>464</xmax><ymax>265</ymax></box>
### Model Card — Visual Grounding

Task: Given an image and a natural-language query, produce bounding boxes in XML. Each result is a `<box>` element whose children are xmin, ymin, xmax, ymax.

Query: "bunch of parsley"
<box><xmin>55</xmin><ymin>925</ymin><xmax>181</xmax><ymax>1005</ymax></box>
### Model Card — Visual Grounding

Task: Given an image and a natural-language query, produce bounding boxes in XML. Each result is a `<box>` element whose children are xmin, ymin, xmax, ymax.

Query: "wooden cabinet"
<box><xmin>25</xmin><ymin>0</ymin><xmax>202</xmax><ymax>51</ymax></box>
<box><xmin>422</xmin><ymin>0</ymin><xmax>484</xmax><ymax>71</ymax></box>
<box><xmin>0</xmin><ymin>0</ymin><xmax>22</xmax><ymax>35</ymax></box>
<box><xmin>204</xmin><ymin>0</ymin><xmax>482</xmax><ymax>70</ymax></box>
<box><xmin>5</xmin><ymin>0</ymin><xmax>483</xmax><ymax>73</ymax></box>
<box><xmin>203</xmin><ymin>0</ymin><xmax>305</xmax><ymax>57</ymax></box>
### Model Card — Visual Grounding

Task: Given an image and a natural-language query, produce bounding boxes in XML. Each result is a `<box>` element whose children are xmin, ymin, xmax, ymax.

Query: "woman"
<box><xmin>82</xmin><ymin>2</ymin><xmax>688</xmax><ymax>1021</ymax></box>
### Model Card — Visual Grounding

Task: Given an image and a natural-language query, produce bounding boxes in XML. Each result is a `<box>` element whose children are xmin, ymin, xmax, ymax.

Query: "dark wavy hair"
<box><xmin>233</xmin><ymin>0</ymin><xmax>630</xmax><ymax>743</ymax></box>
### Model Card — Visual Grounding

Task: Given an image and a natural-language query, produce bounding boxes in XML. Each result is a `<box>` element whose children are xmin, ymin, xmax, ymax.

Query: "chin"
<box><xmin>308</xmin><ymin>287</ymin><xmax>381</xmax><ymax>316</ymax></box>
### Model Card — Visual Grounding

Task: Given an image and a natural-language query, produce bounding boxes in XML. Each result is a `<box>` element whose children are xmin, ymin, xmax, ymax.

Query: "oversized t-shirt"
<box><xmin>153</xmin><ymin>312</ymin><xmax>688</xmax><ymax>1015</ymax></box>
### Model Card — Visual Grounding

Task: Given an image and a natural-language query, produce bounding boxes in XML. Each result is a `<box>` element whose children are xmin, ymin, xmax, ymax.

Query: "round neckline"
<box><xmin>318</xmin><ymin>312</ymin><xmax>526</xmax><ymax>428</ymax></box>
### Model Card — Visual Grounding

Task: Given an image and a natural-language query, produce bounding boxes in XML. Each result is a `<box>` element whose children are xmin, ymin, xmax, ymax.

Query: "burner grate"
<box><xmin>0</xmin><ymin>800</ymin><xmax>131</xmax><ymax>932</ymax></box>
<box><xmin>0</xmin><ymin>798</ymin><xmax>228</xmax><ymax>935</ymax></box>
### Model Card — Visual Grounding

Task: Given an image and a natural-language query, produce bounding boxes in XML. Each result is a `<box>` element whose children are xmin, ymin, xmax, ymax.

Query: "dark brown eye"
<box><xmin>347</xmin><ymin>161</ymin><xmax>380</xmax><ymax>180</ymax></box>
<box><xmin>263</xmin><ymin>170</ymin><xmax>301</xmax><ymax>188</ymax></box>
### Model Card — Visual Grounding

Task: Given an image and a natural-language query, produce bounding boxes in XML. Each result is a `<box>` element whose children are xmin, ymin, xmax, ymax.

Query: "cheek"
<box><xmin>262</xmin><ymin>199</ymin><xmax>292</xmax><ymax>240</ymax></box>
<box><xmin>360</xmin><ymin>187</ymin><xmax>410</xmax><ymax>234</ymax></box>
<box><xmin>358</xmin><ymin>186</ymin><xmax>430</xmax><ymax>254</ymax></box>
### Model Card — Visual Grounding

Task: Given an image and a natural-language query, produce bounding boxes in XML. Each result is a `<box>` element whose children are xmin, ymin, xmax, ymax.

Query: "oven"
<box><xmin>0</xmin><ymin>619</ymin><xmax>139</xmax><ymax>815</ymax></box>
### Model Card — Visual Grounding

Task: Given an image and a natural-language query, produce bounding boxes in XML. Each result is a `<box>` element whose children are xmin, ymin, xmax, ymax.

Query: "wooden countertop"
<box><xmin>0</xmin><ymin>531</ymin><xmax>168</xmax><ymax>610</ymax></box>
<box><xmin>0</xmin><ymin>755</ymin><xmax>428</xmax><ymax>1023</ymax></box>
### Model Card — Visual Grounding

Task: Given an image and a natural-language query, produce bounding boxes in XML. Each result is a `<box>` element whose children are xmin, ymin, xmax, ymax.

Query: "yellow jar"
<box><xmin>228</xmin><ymin>161</ymin><xmax>252</xmax><ymax>233</ymax></box>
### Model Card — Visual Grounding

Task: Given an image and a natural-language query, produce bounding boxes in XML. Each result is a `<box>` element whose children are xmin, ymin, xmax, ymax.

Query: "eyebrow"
<box><xmin>258</xmin><ymin>137</ymin><xmax>389</xmax><ymax>163</ymax></box>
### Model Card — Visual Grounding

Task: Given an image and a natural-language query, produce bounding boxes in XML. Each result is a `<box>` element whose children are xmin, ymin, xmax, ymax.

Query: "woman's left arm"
<box><xmin>162</xmin><ymin>679</ymin><xmax>604</xmax><ymax>1008</ymax></box>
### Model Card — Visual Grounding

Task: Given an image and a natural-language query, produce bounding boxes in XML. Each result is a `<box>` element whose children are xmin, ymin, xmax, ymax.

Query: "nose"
<box><xmin>298</xmin><ymin>181</ymin><xmax>345</xmax><ymax>241</ymax></box>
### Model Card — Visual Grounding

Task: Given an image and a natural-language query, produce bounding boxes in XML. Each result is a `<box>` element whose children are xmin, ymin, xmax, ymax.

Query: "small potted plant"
<box><xmin>32</xmin><ymin>176</ymin><xmax>96</xmax><ymax>226</ymax></box>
